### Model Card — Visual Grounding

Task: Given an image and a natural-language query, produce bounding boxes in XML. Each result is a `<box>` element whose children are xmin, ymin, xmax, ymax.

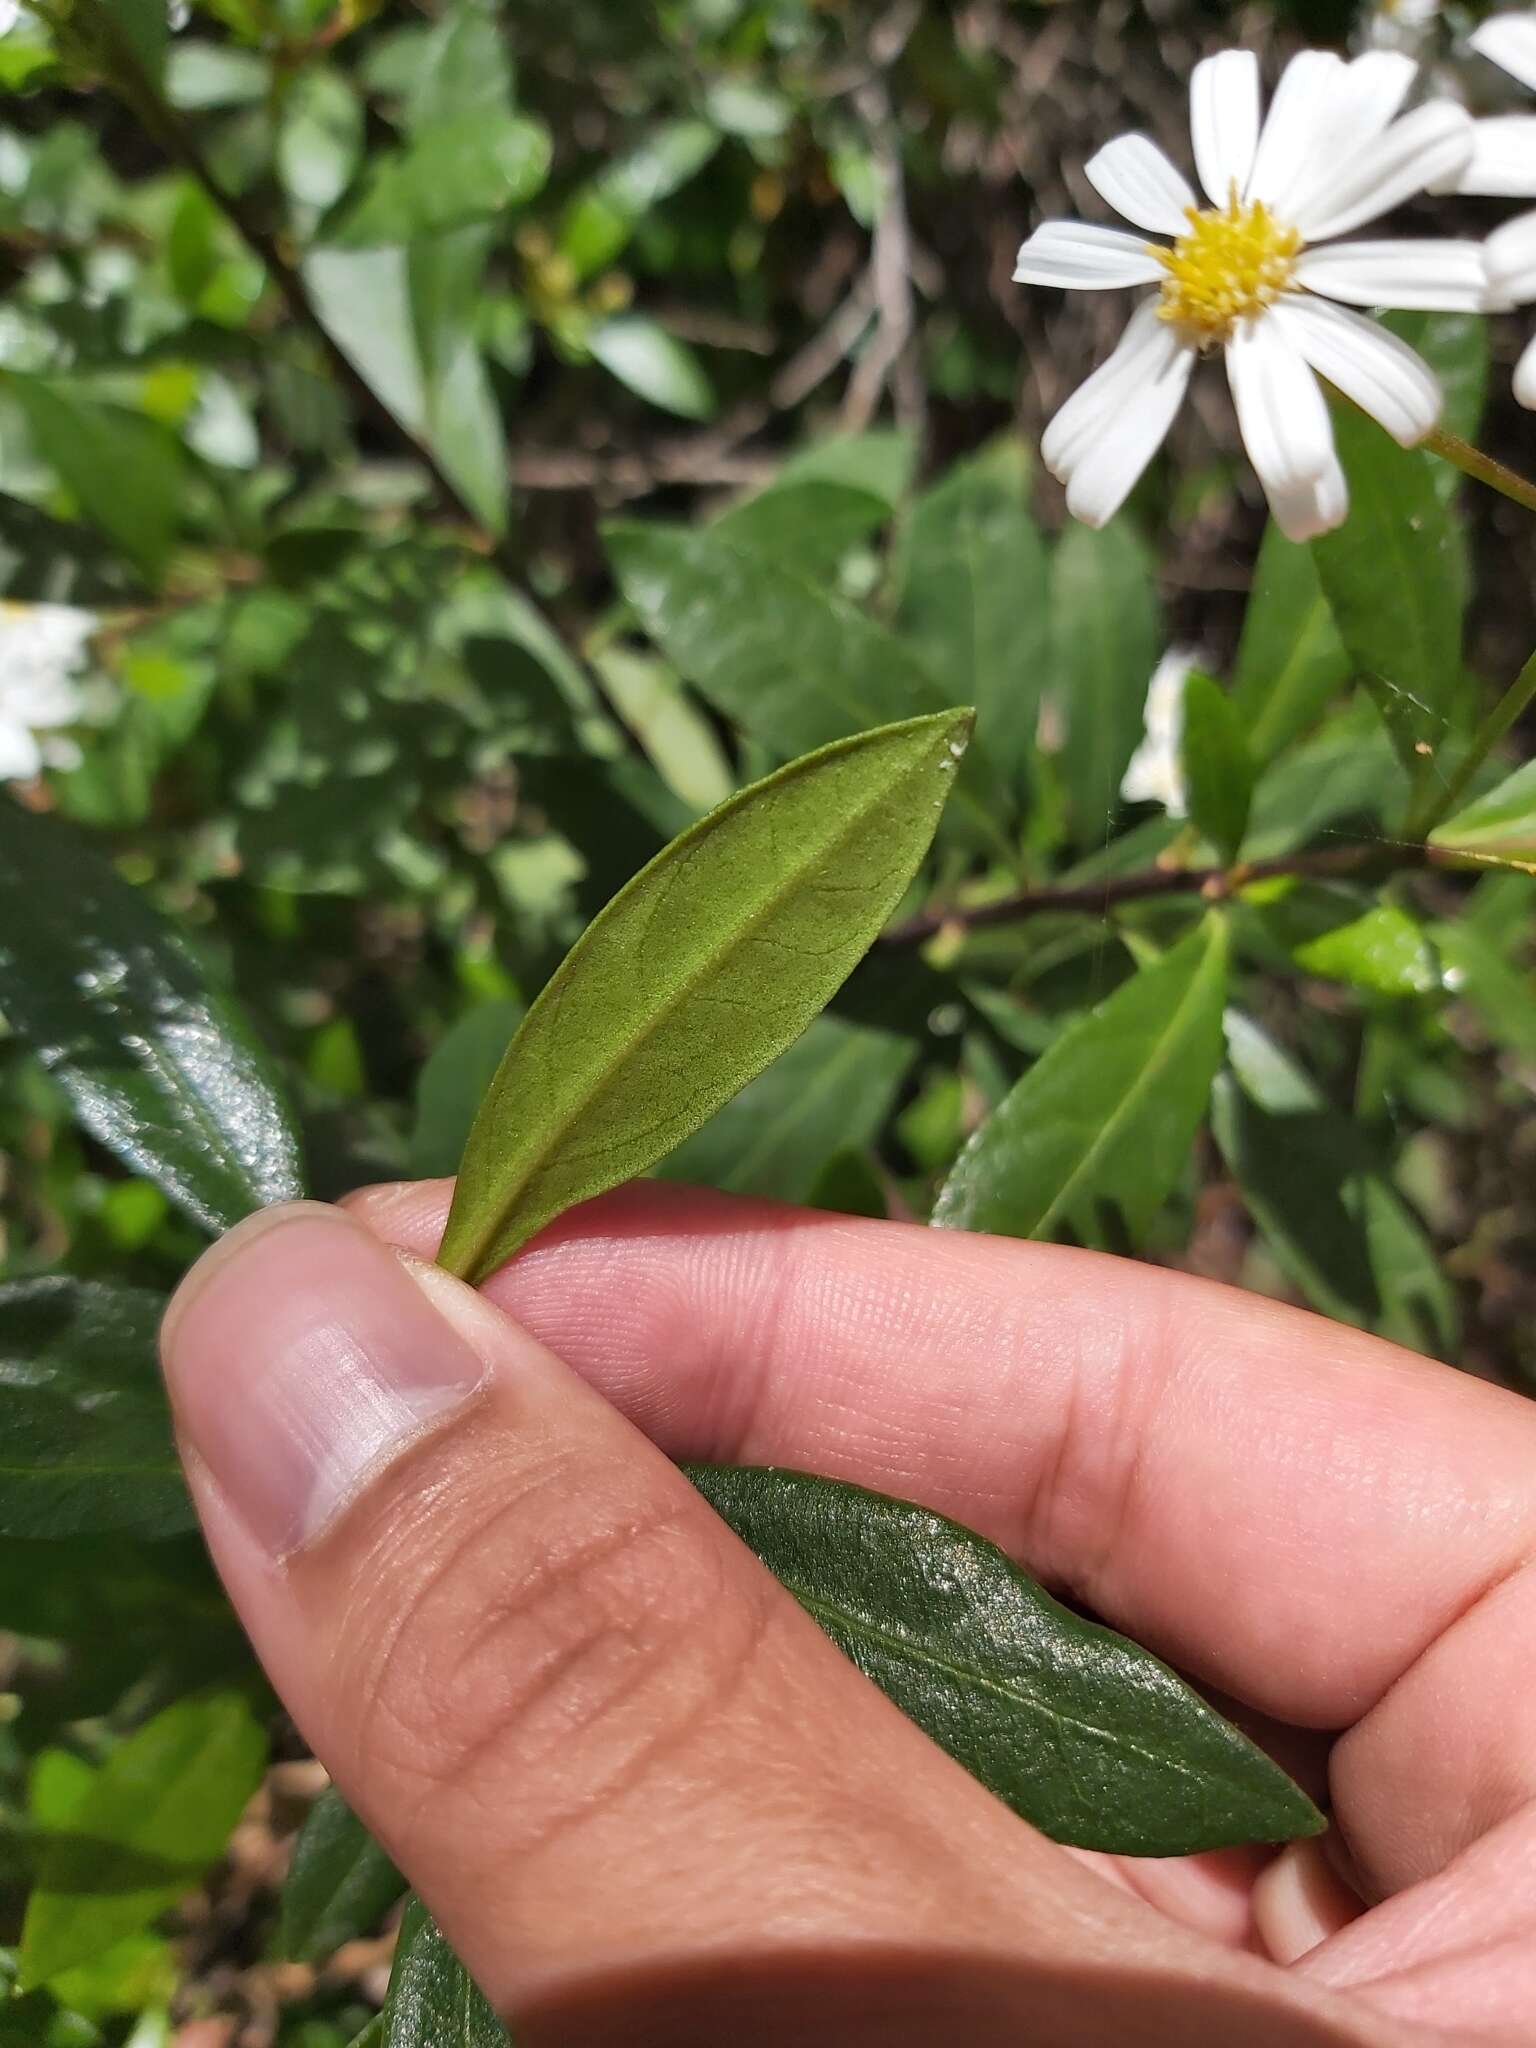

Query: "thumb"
<box><xmin>156</xmin><ymin>1204</ymin><xmax>1058</xmax><ymax>2036</ymax></box>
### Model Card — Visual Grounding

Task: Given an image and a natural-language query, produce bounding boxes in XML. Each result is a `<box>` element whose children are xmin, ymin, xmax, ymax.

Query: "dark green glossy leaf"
<box><xmin>439</xmin><ymin>710</ymin><xmax>972</xmax><ymax>1282</ymax></box>
<box><xmin>20</xmin><ymin>1691</ymin><xmax>267</xmax><ymax>1989</ymax></box>
<box><xmin>658</xmin><ymin>1014</ymin><xmax>912</xmax><ymax>1203</ymax></box>
<box><xmin>0</xmin><ymin>1277</ymin><xmax>192</xmax><ymax>1541</ymax></box>
<box><xmin>1214</xmin><ymin>1014</ymin><xmax>1457</xmax><ymax>1356</ymax></box>
<box><xmin>893</xmin><ymin>439</ymin><xmax>1048</xmax><ymax>799</ymax></box>
<box><xmin>1180</xmin><ymin>671</ymin><xmax>1253</xmax><ymax>862</ymax></box>
<box><xmin>379</xmin><ymin>1900</ymin><xmax>508</xmax><ymax>2048</ymax></box>
<box><xmin>0</xmin><ymin>801</ymin><xmax>304</xmax><ymax>1234</ymax></box>
<box><xmin>606</xmin><ymin>519</ymin><xmax>947</xmax><ymax>751</ymax></box>
<box><xmin>1311</xmin><ymin>405</ymin><xmax>1464</xmax><ymax>769</ymax></box>
<box><xmin>604</xmin><ymin>520</ymin><xmax>1007</xmax><ymax>829</ymax></box>
<box><xmin>9</xmin><ymin>379</ymin><xmax>182</xmax><ymax>586</ymax></box>
<box><xmin>1242</xmin><ymin>702</ymin><xmax>1408</xmax><ymax>859</ymax></box>
<box><xmin>715</xmin><ymin>478</ymin><xmax>891</xmax><ymax>583</ymax></box>
<box><xmin>1051</xmin><ymin>518</ymin><xmax>1160</xmax><ymax>846</ymax></box>
<box><xmin>690</xmin><ymin>1465</ymin><xmax>1323</xmax><ymax>1856</ymax></box>
<box><xmin>277</xmin><ymin>1789</ymin><xmax>404</xmax><ymax>1966</ymax></box>
<box><xmin>1230</xmin><ymin>524</ymin><xmax>1348</xmax><ymax>762</ymax></box>
<box><xmin>932</xmin><ymin>919</ymin><xmax>1228</xmax><ymax>1246</ymax></box>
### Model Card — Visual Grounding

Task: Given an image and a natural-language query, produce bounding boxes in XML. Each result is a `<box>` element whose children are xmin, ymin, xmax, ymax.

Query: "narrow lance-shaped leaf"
<box><xmin>691</xmin><ymin>1465</ymin><xmax>1323</xmax><ymax>1857</ymax></box>
<box><xmin>933</xmin><ymin>918</ymin><xmax>1229</xmax><ymax>1246</ymax></box>
<box><xmin>20</xmin><ymin>1691</ymin><xmax>268</xmax><ymax>1989</ymax></box>
<box><xmin>1310</xmin><ymin>404</ymin><xmax>1465</xmax><ymax>771</ymax></box>
<box><xmin>0</xmin><ymin>800</ymin><xmax>305</xmax><ymax>1234</ymax></box>
<box><xmin>1052</xmin><ymin>517</ymin><xmax>1161</xmax><ymax>847</ymax></box>
<box><xmin>277</xmin><ymin>1789</ymin><xmax>405</xmax><ymax>1966</ymax></box>
<box><xmin>604</xmin><ymin>520</ymin><xmax>1011</xmax><ymax>832</ymax></box>
<box><xmin>1230</xmin><ymin>523</ymin><xmax>1348</xmax><ymax>763</ymax></box>
<box><xmin>0</xmin><ymin>1277</ymin><xmax>193</xmax><ymax>1542</ymax></box>
<box><xmin>379</xmin><ymin>1899</ymin><xmax>509</xmax><ymax>2048</ymax></box>
<box><xmin>1429</xmin><ymin>757</ymin><xmax>1536</xmax><ymax>873</ymax></box>
<box><xmin>1212</xmin><ymin>1012</ymin><xmax>1458</xmax><ymax>1358</ymax></box>
<box><xmin>1180</xmin><ymin>670</ymin><xmax>1253</xmax><ymax>863</ymax></box>
<box><xmin>439</xmin><ymin>710</ymin><xmax>973</xmax><ymax>1282</ymax></box>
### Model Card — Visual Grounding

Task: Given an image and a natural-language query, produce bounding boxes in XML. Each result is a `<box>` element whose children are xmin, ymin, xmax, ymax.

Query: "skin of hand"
<box><xmin>158</xmin><ymin>1181</ymin><xmax>1536</xmax><ymax>2048</ymax></box>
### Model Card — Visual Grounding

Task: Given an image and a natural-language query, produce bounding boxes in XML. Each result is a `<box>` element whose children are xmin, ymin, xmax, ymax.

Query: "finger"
<box><xmin>349</xmin><ymin>1179</ymin><xmax>1536</xmax><ymax>1894</ymax></box>
<box><xmin>163</xmin><ymin>1202</ymin><xmax>1356</xmax><ymax>2045</ymax></box>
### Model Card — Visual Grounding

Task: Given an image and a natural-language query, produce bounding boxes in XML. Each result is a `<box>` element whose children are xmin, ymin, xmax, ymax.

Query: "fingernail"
<box><xmin>161</xmin><ymin>1203</ymin><xmax>486</xmax><ymax>1558</ymax></box>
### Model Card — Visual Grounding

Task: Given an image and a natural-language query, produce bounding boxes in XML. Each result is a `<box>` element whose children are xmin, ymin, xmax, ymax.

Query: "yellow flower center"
<box><xmin>1154</xmin><ymin>193</ymin><xmax>1301</xmax><ymax>346</ymax></box>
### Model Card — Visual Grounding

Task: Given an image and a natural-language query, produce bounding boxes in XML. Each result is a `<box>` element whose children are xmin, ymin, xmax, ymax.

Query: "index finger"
<box><xmin>349</xmin><ymin>1180</ymin><xmax>1536</xmax><ymax>1701</ymax></box>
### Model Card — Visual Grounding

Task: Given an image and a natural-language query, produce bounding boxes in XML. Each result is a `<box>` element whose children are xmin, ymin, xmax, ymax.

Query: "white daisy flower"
<box><xmin>0</xmin><ymin>601</ymin><xmax>96</xmax><ymax>782</ymax></box>
<box><xmin>1014</xmin><ymin>49</ymin><xmax>1484</xmax><ymax>541</ymax></box>
<box><xmin>1121</xmin><ymin>649</ymin><xmax>1197</xmax><ymax>816</ymax></box>
<box><xmin>1440</xmin><ymin>11</ymin><xmax>1536</xmax><ymax>406</ymax></box>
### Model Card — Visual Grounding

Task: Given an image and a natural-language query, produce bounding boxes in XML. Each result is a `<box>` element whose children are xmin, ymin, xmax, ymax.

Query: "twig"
<box><xmin>880</xmin><ymin>841</ymin><xmax>1436</xmax><ymax>946</ymax></box>
<box><xmin>841</xmin><ymin>5</ymin><xmax>925</xmax><ymax>434</ymax></box>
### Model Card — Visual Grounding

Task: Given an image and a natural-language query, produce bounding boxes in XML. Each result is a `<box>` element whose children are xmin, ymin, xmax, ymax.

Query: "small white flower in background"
<box><xmin>0</xmin><ymin>1</ymin><xmax>24</xmax><ymax>33</ymax></box>
<box><xmin>1439</xmin><ymin>11</ymin><xmax>1536</xmax><ymax>406</ymax></box>
<box><xmin>1364</xmin><ymin>0</ymin><xmax>1443</xmax><ymax>55</ymax></box>
<box><xmin>1014</xmin><ymin>49</ymin><xmax>1484</xmax><ymax>541</ymax></box>
<box><xmin>1121</xmin><ymin>649</ymin><xmax>1197</xmax><ymax>817</ymax></box>
<box><xmin>0</xmin><ymin>601</ymin><xmax>96</xmax><ymax>782</ymax></box>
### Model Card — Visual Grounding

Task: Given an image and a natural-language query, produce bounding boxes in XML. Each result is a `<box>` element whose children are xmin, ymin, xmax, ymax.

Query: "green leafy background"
<box><xmin>2</xmin><ymin>0</ymin><xmax>1535</xmax><ymax>2042</ymax></box>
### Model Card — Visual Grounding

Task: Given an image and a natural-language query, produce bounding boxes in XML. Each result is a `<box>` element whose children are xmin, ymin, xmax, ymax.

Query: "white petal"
<box><xmin>1294</xmin><ymin>239</ymin><xmax>1488</xmax><ymax>312</ymax></box>
<box><xmin>1485</xmin><ymin>208</ymin><xmax>1536</xmax><ymax>308</ymax></box>
<box><xmin>1226</xmin><ymin>313</ymin><xmax>1334</xmax><ymax>498</ymax></box>
<box><xmin>1190</xmin><ymin>50</ymin><xmax>1261</xmax><ymax>205</ymax></box>
<box><xmin>0</xmin><ymin>720</ymin><xmax>42</xmax><ymax>781</ymax></box>
<box><xmin>1041</xmin><ymin>303</ymin><xmax>1193</xmax><ymax>526</ymax></box>
<box><xmin>1335</xmin><ymin>52</ymin><xmax>1417</xmax><ymax>139</ymax></box>
<box><xmin>1247</xmin><ymin>51</ymin><xmax>1347</xmax><ymax>213</ymax></box>
<box><xmin>1274</xmin><ymin>54</ymin><xmax>1419</xmax><ymax>222</ymax></box>
<box><xmin>1470</xmin><ymin>13</ymin><xmax>1536</xmax><ymax>94</ymax></box>
<box><xmin>1085</xmin><ymin>134</ymin><xmax>1198</xmax><ymax>236</ymax></box>
<box><xmin>1264</xmin><ymin>450</ymin><xmax>1350</xmax><ymax>544</ymax></box>
<box><xmin>1013</xmin><ymin>221</ymin><xmax>1165</xmax><ymax>290</ymax></box>
<box><xmin>1294</xmin><ymin>102</ymin><xmax>1475</xmax><ymax>242</ymax></box>
<box><xmin>1271</xmin><ymin>297</ymin><xmax>1441</xmax><ymax>446</ymax></box>
<box><xmin>1440</xmin><ymin>115</ymin><xmax>1536</xmax><ymax>198</ymax></box>
<box><xmin>1513</xmin><ymin>327</ymin><xmax>1536</xmax><ymax>409</ymax></box>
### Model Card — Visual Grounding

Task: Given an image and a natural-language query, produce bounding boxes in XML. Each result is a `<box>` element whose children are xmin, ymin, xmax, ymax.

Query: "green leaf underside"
<box><xmin>20</xmin><ymin>1691</ymin><xmax>267</xmax><ymax>1988</ymax></box>
<box><xmin>932</xmin><ymin>919</ymin><xmax>1229</xmax><ymax>1245</ymax></box>
<box><xmin>0</xmin><ymin>801</ymin><xmax>304</xmax><ymax>1234</ymax></box>
<box><xmin>438</xmin><ymin>711</ymin><xmax>972</xmax><ymax>1283</ymax></box>
<box><xmin>0</xmin><ymin>1277</ymin><xmax>192</xmax><ymax>1541</ymax></box>
<box><xmin>278</xmin><ymin>1789</ymin><xmax>405</xmax><ymax>1965</ymax></box>
<box><xmin>690</xmin><ymin>1465</ymin><xmax>1323</xmax><ymax>1856</ymax></box>
<box><xmin>380</xmin><ymin>1900</ymin><xmax>509</xmax><ymax>2048</ymax></box>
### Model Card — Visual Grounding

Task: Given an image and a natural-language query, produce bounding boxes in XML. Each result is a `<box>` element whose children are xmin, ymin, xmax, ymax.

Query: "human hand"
<box><xmin>160</xmin><ymin>1182</ymin><xmax>1536</xmax><ymax>2046</ymax></box>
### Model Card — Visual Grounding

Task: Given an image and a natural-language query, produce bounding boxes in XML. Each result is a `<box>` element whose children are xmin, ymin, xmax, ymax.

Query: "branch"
<box><xmin>880</xmin><ymin>840</ymin><xmax>1435</xmax><ymax>947</ymax></box>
